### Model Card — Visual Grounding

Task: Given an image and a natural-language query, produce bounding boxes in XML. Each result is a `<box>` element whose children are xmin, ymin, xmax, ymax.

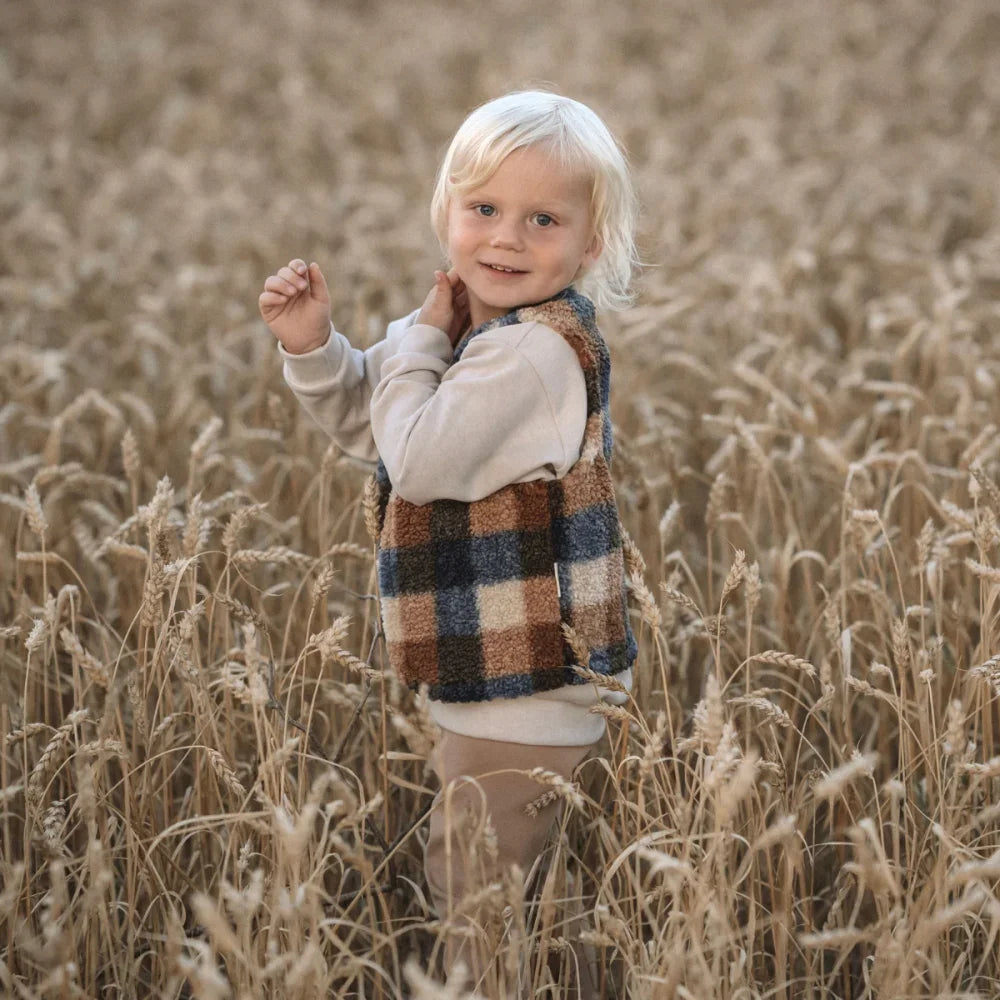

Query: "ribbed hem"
<box><xmin>427</xmin><ymin>668</ymin><xmax>632</xmax><ymax>746</ymax></box>
<box><xmin>278</xmin><ymin>322</ymin><xmax>339</xmax><ymax>387</ymax></box>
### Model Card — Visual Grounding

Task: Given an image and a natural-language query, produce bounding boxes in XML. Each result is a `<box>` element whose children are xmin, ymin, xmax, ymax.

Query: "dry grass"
<box><xmin>3</xmin><ymin>0</ymin><xmax>1000</xmax><ymax>996</ymax></box>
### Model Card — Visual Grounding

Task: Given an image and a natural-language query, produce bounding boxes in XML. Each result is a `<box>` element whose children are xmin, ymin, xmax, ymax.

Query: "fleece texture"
<box><xmin>371</xmin><ymin>287</ymin><xmax>638</xmax><ymax>703</ymax></box>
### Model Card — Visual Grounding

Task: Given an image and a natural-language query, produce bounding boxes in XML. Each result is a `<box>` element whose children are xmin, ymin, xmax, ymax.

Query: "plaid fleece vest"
<box><xmin>370</xmin><ymin>286</ymin><xmax>638</xmax><ymax>703</ymax></box>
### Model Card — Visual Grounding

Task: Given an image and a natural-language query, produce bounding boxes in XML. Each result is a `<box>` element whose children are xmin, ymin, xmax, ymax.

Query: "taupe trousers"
<box><xmin>424</xmin><ymin>730</ymin><xmax>600</xmax><ymax>999</ymax></box>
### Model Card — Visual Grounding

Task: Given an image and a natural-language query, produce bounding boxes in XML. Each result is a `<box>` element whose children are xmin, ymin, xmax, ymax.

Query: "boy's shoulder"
<box><xmin>517</xmin><ymin>288</ymin><xmax>610</xmax><ymax>375</ymax></box>
<box><xmin>455</xmin><ymin>287</ymin><xmax>607</xmax><ymax>372</ymax></box>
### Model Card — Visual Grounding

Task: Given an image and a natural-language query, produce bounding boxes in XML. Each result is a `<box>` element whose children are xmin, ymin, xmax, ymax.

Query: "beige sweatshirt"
<box><xmin>279</xmin><ymin>308</ymin><xmax>632</xmax><ymax>746</ymax></box>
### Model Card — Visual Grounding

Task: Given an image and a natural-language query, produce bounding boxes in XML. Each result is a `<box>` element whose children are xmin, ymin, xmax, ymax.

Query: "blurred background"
<box><xmin>4</xmin><ymin>1</ymin><xmax>1000</xmax><ymax>996</ymax></box>
<box><xmin>5</xmin><ymin>0</ymin><xmax>997</xmax><ymax>385</ymax></box>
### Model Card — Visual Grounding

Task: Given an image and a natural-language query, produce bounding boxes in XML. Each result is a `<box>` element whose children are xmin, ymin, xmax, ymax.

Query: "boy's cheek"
<box><xmin>451</xmin><ymin>263</ymin><xmax>475</xmax><ymax>288</ymax></box>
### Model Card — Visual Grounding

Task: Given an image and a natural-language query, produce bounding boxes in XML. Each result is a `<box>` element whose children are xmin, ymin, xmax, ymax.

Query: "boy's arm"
<box><xmin>280</xmin><ymin>309</ymin><xmax>419</xmax><ymax>465</ymax></box>
<box><xmin>370</xmin><ymin>320</ymin><xmax>587</xmax><ymax>504</ymax></box>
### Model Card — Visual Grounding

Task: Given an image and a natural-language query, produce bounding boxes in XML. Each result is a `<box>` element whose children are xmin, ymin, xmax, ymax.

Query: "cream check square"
<box><xmin>569</xmin><ymin>555</ymin><xmax>613</xmax><ymax>606</ymax></box>
<box><xmin>379</xmin><ymin>594</ymin><xmax>403</xmax><ymax>642</ymax></box>
<box><xmin>476</xmin><ymin>579</ymin><xmax>528</xmax><ymax>632</ymax></box>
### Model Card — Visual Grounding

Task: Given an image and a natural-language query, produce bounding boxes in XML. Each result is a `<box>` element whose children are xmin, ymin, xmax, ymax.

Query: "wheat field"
<box><xmin>3</xmin><ymin>0</ymin><xmax>1000</xmax><ymax>996</ymax></box>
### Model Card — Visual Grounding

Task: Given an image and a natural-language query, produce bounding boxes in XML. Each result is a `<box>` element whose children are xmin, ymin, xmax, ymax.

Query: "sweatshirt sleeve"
<box><xmin>279</xmin><ymin>310</ymin><xmax>419</xmax><ymax>465</ymax></box>
<box><xmin>370</xmin><ymin>320</ymin><xmax>588</xmax><ymax>505</ymax></box>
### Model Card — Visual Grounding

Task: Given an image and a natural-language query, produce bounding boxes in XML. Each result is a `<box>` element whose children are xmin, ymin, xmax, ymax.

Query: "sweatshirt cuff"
<box><xmin>278</xmin><ymin>322</ymin><xmax>340</xmax><ymax>388</ymax></box>
<box><xmin>393</xmin><ymin>323</ymin><xmax>454</xmax><ymax>365</ymax></box>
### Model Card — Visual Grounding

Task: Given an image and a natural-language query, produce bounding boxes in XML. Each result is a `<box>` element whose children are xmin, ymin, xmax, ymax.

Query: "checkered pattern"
<box><xmin>371</xmin><ymin>287</ymin><xmax>638</xmax><ymax>703</ymax></box>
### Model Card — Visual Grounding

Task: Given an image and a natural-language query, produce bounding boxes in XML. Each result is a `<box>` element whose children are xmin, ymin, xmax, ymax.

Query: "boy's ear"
<box><xmin>583</xmin><ymin>231</ymin><xmax>604</xmax><ymax>267</ymax></box>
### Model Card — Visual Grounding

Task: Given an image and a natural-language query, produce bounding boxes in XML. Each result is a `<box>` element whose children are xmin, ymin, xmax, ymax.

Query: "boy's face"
<box><xmin>445</xmin><ymin>144</ymin><xmax>602</xmax><ymax>330</ymax></box>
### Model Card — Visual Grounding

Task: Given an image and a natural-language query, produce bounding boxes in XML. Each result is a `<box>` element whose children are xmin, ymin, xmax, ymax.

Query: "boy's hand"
<box><xmin>259</xmin><ymin>259</ymin><xmax>332</xmax><ymax>355</ymax></box>
<box><xmin>417</xmin><ymin>269</ymin><xmax>470</xmax><ymax>348</ymax></box>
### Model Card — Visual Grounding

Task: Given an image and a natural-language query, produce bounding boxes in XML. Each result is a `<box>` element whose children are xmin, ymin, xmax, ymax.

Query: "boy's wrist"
<box><xmin>281</xmin><ymin>325</ymin><xmax>331</xmax><ymax>355</ymax></box>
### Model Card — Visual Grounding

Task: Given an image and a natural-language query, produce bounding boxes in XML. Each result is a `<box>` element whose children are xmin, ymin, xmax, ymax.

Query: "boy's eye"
<box><xmin>533</xmin><ymin>213</ymin><xmax>555</xmax><ymax>227</ymax></box>
<box><xmin>475</xmin><ymin>205</ymin><xmax>495</xmax><ymax>217</ymax></box>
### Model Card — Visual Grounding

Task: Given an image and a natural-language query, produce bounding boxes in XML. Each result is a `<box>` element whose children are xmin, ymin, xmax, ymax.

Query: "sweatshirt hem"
<box><xmin>279</xmin><ymin>322</ymin><xmax>341</xmax><ymax>387</ymax></box>
<box><xmin>427</xmin><ymin>667</ymin><xmax>631</xmax><ymax>746</ymax></box>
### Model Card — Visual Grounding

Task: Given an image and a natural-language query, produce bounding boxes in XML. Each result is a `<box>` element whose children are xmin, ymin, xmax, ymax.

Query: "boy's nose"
<box><xmin>489</xmin><ymin>223</ymin><xmax>524</xmax><ymax>251</ymax></box>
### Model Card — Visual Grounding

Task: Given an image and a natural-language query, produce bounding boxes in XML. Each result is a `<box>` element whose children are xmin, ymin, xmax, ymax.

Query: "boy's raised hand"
<box><xmin>417</xmin><ymin>268</ymin><xmax>470</xmax><ymax>348</ymax></box>
<box><xmin>259</xmin><ymin>259</ymin><xmax>332</xmax><ymax>355</ymax></box>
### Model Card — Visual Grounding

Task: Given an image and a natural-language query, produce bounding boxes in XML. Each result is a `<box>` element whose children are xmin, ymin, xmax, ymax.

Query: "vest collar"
<box><xmin>453</xmin><ymin>285</ymin><xmax>582</xmax><ymax>357</ymax></box>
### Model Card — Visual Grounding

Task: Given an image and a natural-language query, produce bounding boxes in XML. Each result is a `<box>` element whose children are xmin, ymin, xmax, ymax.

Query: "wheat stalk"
<box><xmin>749</xmin><ymin>650</ymin><xmax>816</xmax><ymax>679</ymax></box>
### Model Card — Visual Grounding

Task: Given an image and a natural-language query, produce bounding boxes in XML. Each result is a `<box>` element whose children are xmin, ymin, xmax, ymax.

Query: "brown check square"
<box><xmin>382</xmin><ymin>502</ymin><xmax>432</xmax><ymax>549</ymax></box>
<box><xmin>468</xmin><ymin>488</ymin><xmax>522</xmax><ymax>535</ymax></box>
<box><xmin>481</xmin><ymin>626</ymin><xmax>534</xmax><ymax>678</ymax></box>
<box><xmin>389</xmin><ymin>637</ymin><xmax>439</xmax><ymax>686</ymax></box>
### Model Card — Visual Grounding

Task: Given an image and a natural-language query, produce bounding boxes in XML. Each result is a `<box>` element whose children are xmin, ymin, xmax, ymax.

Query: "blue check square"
<box><xmin>436</xmin><ymin>586</ymin><xmax>480</xmax><ymax>636</ymax></box>
<box><xmin>471</xmin><ymin>531</ymin><xmax>522</xmax><ymax>584</ymax></box>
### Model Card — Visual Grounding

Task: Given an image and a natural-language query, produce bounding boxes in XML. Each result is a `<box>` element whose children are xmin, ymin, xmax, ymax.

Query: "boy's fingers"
<box><xmin>289</xmin><ymin>258</ymin><xmax>308</xmax><ymax>275</ymax></box>
<box><xmin>263</xmin><ymin>275</ymin><xmax>296</xmax><ymax>295</ymax></box>
<box><xmin>278</xmin><ymin>265</ymin><xmax>308</xmax><ymax>291</ymax></box>
<box><xmin>307</xmin><ymin>263</ymin><xmax>329</xmax><ymax>298</ymax></box>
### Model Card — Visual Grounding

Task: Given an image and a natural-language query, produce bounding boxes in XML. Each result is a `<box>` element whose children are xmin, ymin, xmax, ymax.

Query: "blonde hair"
<box><xmin>430</xmin><ymin>90</ymin><xmax>640</xmax><ymax>312</ymax></box>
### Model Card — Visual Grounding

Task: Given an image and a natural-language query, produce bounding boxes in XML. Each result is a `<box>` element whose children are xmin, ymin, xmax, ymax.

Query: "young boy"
<box><xmin>260</xmin><ymin>90</ymin><xmax>640</xmax><ymax>996</ymax></box>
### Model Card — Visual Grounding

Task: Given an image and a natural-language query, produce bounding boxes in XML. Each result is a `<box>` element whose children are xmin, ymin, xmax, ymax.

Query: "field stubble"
<box><xmin>3</xmin><ymin>0</ymin><xmax>1000</xmax><ymax>996</ymax></box>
